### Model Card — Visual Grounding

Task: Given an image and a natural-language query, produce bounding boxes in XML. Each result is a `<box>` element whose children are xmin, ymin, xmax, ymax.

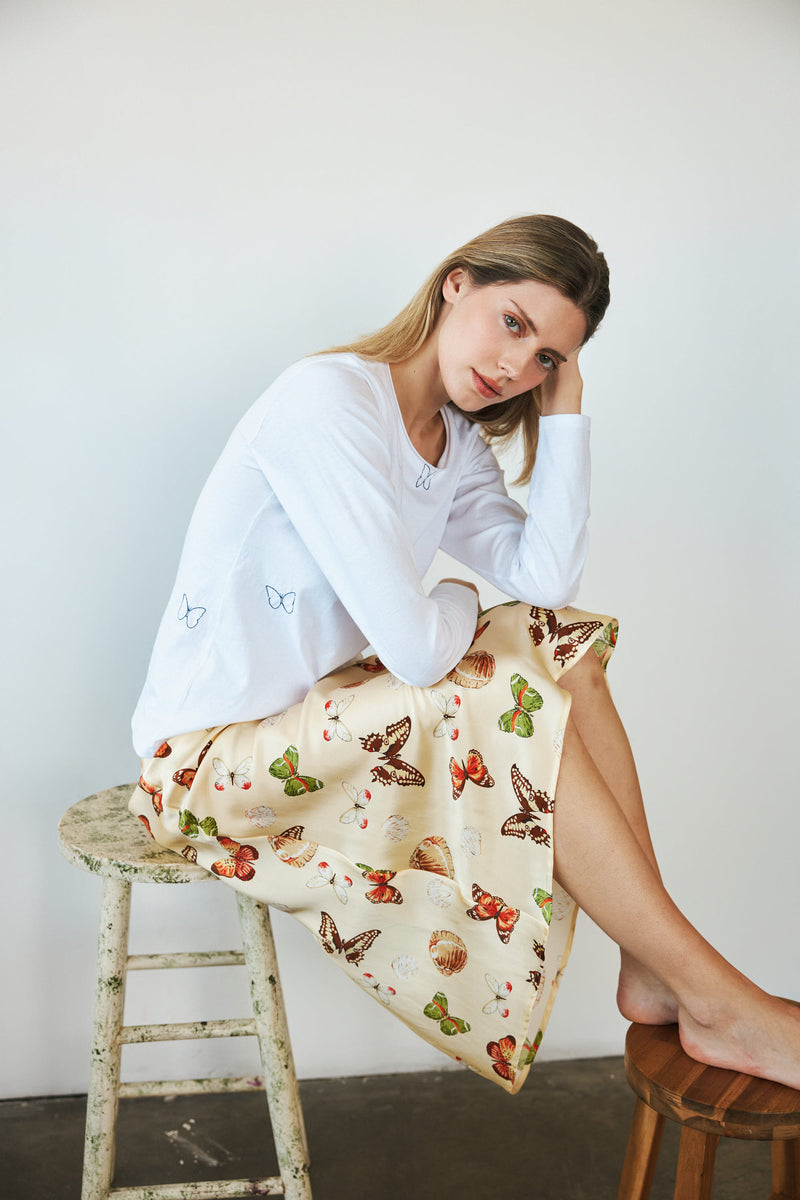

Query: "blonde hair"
<box><xmin>324</xmin><ymin>214</ymin><xmax>610</xmax><ymax>484</ymax></box>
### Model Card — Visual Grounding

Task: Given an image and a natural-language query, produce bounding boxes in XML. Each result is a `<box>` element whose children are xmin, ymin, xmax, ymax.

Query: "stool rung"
<box><xmin>127</xmin><ymin>950</ymin><xmax>246</xmax><ymax>970</ymax></box>
<box><xmin>119</xmin><ymin>1075</ymin><xmax>265</xmax><ymax>1098</ymax></box>
<box><xmin>119</xmin><ymin>1017</ymin><xmax>256</xmax><ymax>1043</ymax></box>
<box><xmin>109</xmin><ymin>1176</ymin><xmax>283</xmax><ymax>1198</ymax></box>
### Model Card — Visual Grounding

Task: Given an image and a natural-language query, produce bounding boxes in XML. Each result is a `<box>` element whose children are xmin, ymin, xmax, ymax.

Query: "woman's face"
<box><xmin>436</xmin><ymin>271</ymin><xmax>587</xmax><ymax>412</ymax></box>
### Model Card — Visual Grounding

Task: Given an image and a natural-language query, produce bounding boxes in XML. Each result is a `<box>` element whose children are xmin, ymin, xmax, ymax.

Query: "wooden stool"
<box><xmin>58</xmin><ymin>784</ymin><xmax>312</xmax><ymax>1200</ymax></box>
<box><xmin>618</xmin><ymin>1021</ymin><xmax>800</xmax><ymax>1200</ymax></box>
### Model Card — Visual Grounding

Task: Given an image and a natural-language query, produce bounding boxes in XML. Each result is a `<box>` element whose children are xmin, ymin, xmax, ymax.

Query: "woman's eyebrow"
<box><xmin>509</xmin><ymin>301</ymin><xmax>568</xmax><ymax>363</ymax></box>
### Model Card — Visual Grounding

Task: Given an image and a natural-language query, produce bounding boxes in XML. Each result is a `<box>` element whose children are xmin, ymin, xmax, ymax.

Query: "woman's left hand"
<box><xmin>538</xmin><ymin>351</ymin><xmax>583</xmax><ymax>416</ymax></box>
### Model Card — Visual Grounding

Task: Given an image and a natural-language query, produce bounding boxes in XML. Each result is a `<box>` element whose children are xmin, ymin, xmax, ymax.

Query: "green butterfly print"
<box><xmin>178</xmin><ymin>810</ymin><xmax>219</xmax><ymax>839</ymax></box>
<box><xmin>519</xmin><ymin>1030</ymin><xmax>543</xmax><ymax>1067</ymax></box>
<box><xmin>592</xmin><ymin>619</ymin><xmax>618</xmax><ymax>669</ymax></box>
<box><xmin>269</xmin><ymin>745</ymin><xmax>325</xmax><ymax>796</ymax></box>
<box><xmin>532</xmin><ymin>887</ymin><xmax>552</xmax><ymax>925</ymax></box>
<box><xmin>423</xmin><ymin>992</ymin><xmax>471</xmax><ymax>1036</ymax></box>
<box><xmin>498</xmin><ymin>673</ymin><xmax>543</xmax><ymax>738</ymax></box>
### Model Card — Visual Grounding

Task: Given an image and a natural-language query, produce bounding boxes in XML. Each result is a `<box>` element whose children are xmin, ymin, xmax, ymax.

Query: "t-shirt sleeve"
<box><xmin>441</xmin><ymin>414</ymin><xmax>591</xmax><ymax>607</ymax></box>
<box><xmin>244</xmin><ymin>359</ymin><xmax>478</xmax><ymax>685</ymax></box>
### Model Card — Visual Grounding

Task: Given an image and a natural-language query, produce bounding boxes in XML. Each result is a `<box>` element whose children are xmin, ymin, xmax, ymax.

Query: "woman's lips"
<box><xmin>472</xmin><ymin>369</ymin><xmax>501</xmax><ymax>400</ymax></box>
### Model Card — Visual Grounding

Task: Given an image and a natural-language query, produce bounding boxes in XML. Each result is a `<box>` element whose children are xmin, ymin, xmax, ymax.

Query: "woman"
<box><xmin>131</xmin><ymin>215</ymin><xmax>800</xmax><ymax>1094</ymax></box>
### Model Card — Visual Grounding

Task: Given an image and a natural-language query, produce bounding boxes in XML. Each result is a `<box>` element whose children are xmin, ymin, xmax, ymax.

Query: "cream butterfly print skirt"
<box><xmin>131</xmin><ymin>600</ymin><xmax>617</xmax><ymax>1094</ymax></box>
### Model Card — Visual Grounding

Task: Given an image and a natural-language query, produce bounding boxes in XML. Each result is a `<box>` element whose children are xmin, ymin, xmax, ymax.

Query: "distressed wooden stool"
<box><xmin>58</xmin><ymin>784</ymin><xmax>312</xmax><ymax>1200</ymax></box>
<box><xmin>617</xmin><ymin>1020</ymin><xmax>800</xmax><ymax>1200</ymax></box>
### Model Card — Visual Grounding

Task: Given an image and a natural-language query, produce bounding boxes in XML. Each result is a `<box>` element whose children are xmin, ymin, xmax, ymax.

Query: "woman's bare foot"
<box><xmin>617</xmin><ymin>951</ymin><xmax>679</xmax><ymax>1024</ymax></box>
<box><xmin>677</xmin><ymin>990</ymin><xmax>800</xmax><ymax>1092</ymax></box>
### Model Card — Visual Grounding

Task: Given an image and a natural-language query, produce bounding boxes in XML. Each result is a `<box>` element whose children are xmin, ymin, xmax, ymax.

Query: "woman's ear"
<box><xmin>442</xmin><ymin>267</ymin><xmax>469</xmax><ymax>304</ymax></box>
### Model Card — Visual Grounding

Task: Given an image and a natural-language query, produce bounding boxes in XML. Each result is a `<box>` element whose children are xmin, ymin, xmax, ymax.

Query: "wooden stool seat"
<box><xmin>59</xmin><ymin>785</ymin><xmax>312</xmax><ymax>1200</ymax></box>
<box><xmin>618</xmin><ymin>1021</ymin><xmax>800</xmax><ymax>1200</ymax></box>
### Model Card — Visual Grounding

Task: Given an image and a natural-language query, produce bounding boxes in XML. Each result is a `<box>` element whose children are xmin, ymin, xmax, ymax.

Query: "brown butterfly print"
<box><xmin>528</xmin><ymin>606</ymin><xmax>603</xmax><ymax>667</ymax></box>
<box><xmin>500</xmin><ymin>763</ymin><xmax>553</xmax><ymax>845</ymax></box>
<box><xmin>267</xmin><ymin>825</ymin><xmax>318</xmax><ymax>868</ymax></box>
<box><xmin>172</xmin><ymin>736</ymin><xmax>214</xmax><ymax>789</ymax></box>
<box><xmin>466</xmin><ymin>883</ymin><xmax>520</xmax><ymax>944</ymax></box>
<box><xmin>449</xmin><ymin>749</ymin><xmax>495</xmax><ymax>801</ymax></box>
<box><xmin>360</xmin><ymin>716</ymin><xmax>425</xmax><ymax>787</ymax></box>
<box><xmin>319</xmin><ymin>912</ymin><xmax>381</xmax><ymax>965</ymax></box>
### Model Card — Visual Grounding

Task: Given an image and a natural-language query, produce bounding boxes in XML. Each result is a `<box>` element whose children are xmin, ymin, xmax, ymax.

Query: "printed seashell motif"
<box><xmin>429</xmin><ymin>929</ymin><xmax>468</xmax><ymax>976</ymax></box>
<box><xmin>460</xmin><ymin>825</ymin><xmax>482</xmax><ymax>857</ymax></box>
<box><xmin>246</xmin><ymin>805</ymin><xmax>277</xmax><ymax>828</ymax></box>
<box><xmin>267</xmin><ymin>825</ymin><xmax>318</xmax><ymax>868</ymax></box>
<box><xmin>382</xmin><ymin>814</ymin><xmax>410</xmax><ymax>842</ymax></box>
<box><xmin>426</xmin><ymin>877</ymin><xmax>455</xmax><ymax>909</ymax></box>
<box><xmin>391</xmin><ymin>953</ymin><xmax>419</xmax><ymax>979</ymax></box>
<box><xmin>410</xmin><ymin>836</ymin><xmax>454</xmax><ymax>878</ymax></box>
<box><xmin>446</xmin><ymin>649</ymin><xmax>497</xmax><ymax>689</ymax></box>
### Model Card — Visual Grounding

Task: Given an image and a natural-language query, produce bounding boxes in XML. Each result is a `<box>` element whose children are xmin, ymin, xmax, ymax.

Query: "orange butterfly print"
<box><xmin>211</xmin><ymin>836</ymin><xmax>259</xmax><ymax>882</ymax></box>
<box><xmin>318</xmin><ymin>912</ymin><xmax>381</xmax><ymax>965</ymax></box>
<box><xmin>154</xmin><ymin>741</ymin><xmax>172</xmax><ymax>758</ymax></box>
<box><xmin>360</xmin><ymin>716</ymin><xmax>425</xmax><ymax>788</ymax></box>
<box><xmin>172</xmin><ymin>737</ymin><xmax>214</xmax><ymax>789</ymax></box>
<box><xmin>500</xmin><ymin>763</ymin><xmax>553</xmax><ymax>845</ymax></box>
<box><xmin>137</xmin><ymin>775</ymin><xmax>163</xmax><ymax>815</ymax></box>
<box><xmin>466</xmin><ymin>883</ymin><xmax>520</xmax><ymax>943</ymax></box>
<box><xmin>137</xmin><ymin>814</ymin><xmax>153</xmax><ymax>837</ymax></box>
<box><xmin>487</xmin><ymin>1035</ymin><xmax>517</xmax><ymax>1083</ymax></box>
<box><xmin>528</xmin><ymin>606</ymin><xmax>603</xmax><ymax>667</ymax></box>
<box><xmin>449</xmin><ymin>749</ymin><xmax>495</xmax><ymax>801</ymax></box>
<box><xmin>356</xmin><ymin>863</ymin><xmax>404</xmax><ymax>905</ymax></box>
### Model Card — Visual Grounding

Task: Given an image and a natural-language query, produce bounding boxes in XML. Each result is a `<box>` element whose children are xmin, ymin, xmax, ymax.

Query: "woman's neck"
<box><xmin>390</xmin><ymin>337</ymin><xmax>449</xmax><ymax>466</ymax></box>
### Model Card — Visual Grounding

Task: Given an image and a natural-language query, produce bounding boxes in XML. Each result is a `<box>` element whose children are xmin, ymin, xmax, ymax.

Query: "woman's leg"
<box><xmin>553</xmin><ymin>718</ymin><xmax>800</xmax><ymax>1090</ymax></box>
<box><xmin>558</xmin><ymin>650</ymin><xmax>678</xmax><ymax>1023</ymax></box>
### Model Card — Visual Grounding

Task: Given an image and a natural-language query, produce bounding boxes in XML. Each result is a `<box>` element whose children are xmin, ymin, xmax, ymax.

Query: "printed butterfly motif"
<box><xmin>178</xmin><ymin>809</ymin><xmax>219</xmax><ymax>839</ymax></box>
<box><xmin>533</xmin><ymin>887</ymin><xmax>553</xmax><ymax>925</ymax></box>
<box><xmin>172</xmin><ymin>737</ymin><xmax>214</xmax><ymax>789</ymax></box>
<box><xmin>362</xmin><ymin>973</ymin><xmax>396</xmax><ymax>1005</ymax></box>
<box><xmin>154</xmin><ymin>741</ymin><xmax>172</xmax><ymax>758</ymax></box>
<box><xmin>356</xmin><ymin>863</ymin><xmax>404</xmax><ymax>905</ymax></box>
<box><xmin>500</xmin><ymin>763</ymin><xmax>553</xmax><ymax>845</ymax></box>
<box><xmin>268</xmin><ymin>745</ymin><xmax>324</xmax><ymax>796</ymax></box>
<box><xmin>339</xmin><ymin>781</ymin><xmax>371</xmax><ymax>829</ymax></box>
<box><xmin>483</xmin><ymin>974</ymin><xmax>513</xmax><ymax>1017</ymax></box>
<box><xmin>212</xmin><ymin>756</ymin><xmax>253</xmax><ymax>791</ymax></box>
<box><xmin>211</xmin><ymin>836</ymin><xmax>259</xmax><ymax>882</ymax></box>
<box><xmin>177</xmin><ymin>593</ymin><xmax>206</xmax><ymax>628</ymax></box>
<box><xmin>267</xmin><ymin>825</ymin><xmax>318</xmax><ymax>868</ymax></box>
<box><xmin>181</xmin><ymin>845</ymin><xmax>197</xmax><ymax>864</ymax></box>
<box><xmin>318</xmin><ymin>912</ymin><xmax>381</xmax><ymax>966</ymax></box>
<box><xmin>137</xmin><ymin>775</ymin><xmax>163</xmax><ymax>815</ymax></box>
<box><xmin>265</xmin><ymin>585</ymin><xmax>296</xmax><ymax>614</ymax></box>
<box><xmin>430</xmin><ymin>690</ymin><xmax>461</xmax><ymax>740</ymax></box>
<box><xmin>592</xmin><ymin>619</ymin><xmax>618</xmax><ymax>669</ymax></box>
<box><xmin>498</xmin><ymin>673</ymin><xmax>543</xmax><ymax>738</ymax></box>
<box><xmin>423</xmin><ymin>992</ymin><xmax>471</xmax><ymax>1036</ymax></box>
<box><xmin>415</xmin><ymin>463</ymin><xmax>434</xmax><ymax>490</ymax></box>
<box><xmin>487</xmin><ymin>1035</ymin><xmax>517</xmax><ymax>1083</ymax></box>
<box><xmin>323</xmin><ymin>695</ymin><xmax>354</xmax><ymax>742</ymax></box>
<box><xmin>533</xmin><ymin>938</ymin><xmax>546</xmax><ymax>963</ymax></box>
<box><xmin>527</xmin><ymin>967</ymin><xmax>543</xmax><ymax>988</ymax></box>
<box><xmin>529</xmin><ymin>606</ymin><xmax>603</xmax><ymax>667</ymax></box>
<box><xmin>449</xmin><ymin>749</ymin><xmax>495</xmax><ymax>801</ymax></box>
<box><xmin>306</xmin><ymin>861</ymin><xmax>353</xmax><ymax>904</ymax></box>
<box><xmin>467</xmin><ymin>883</ymin><xmax>520</xmax><ymax>944</ymax></box>
<box><xmin>519</xmin><ymin>1031</ymin><xmax>542</xmax><ymax>1067</ymax></box>
<box><xmin>137</xmin><ymin>814</ymin><xmax>153</xmax><ymax>837</ymax></box>
<box><xmin>360</xmin><ymin>716</ymin><xmax>425</xmax><ymax>788</ymax></box>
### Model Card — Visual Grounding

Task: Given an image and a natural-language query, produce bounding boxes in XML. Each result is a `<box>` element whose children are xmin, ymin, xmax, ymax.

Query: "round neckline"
<box><xmin>382</xmin><ymin>361</ymin><xmax>451</xmax><ymax>471</ymax></box>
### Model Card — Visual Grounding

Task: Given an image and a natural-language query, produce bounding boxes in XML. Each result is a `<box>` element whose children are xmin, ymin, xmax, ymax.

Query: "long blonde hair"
<box><xmin>324</xmin><ymin>214</ymin><xmax>610</xmax><ymax>484</ymax></box>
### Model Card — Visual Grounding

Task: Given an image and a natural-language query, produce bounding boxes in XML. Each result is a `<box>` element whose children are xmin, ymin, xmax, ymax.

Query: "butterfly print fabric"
<box><xmin>131</xmin><ymin>601</ymin><xmax>617</xmax><ymax>1094</ymax></box>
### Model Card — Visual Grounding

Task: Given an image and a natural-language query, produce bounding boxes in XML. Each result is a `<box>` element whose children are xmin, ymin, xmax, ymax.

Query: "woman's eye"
<box><xmin>537</xmin><ymin>353</ymin><xmax>556</xmax><ymax>372</ymax></box>
<box><xmin>504</xmin><ymin>314</ymin><xmax>522</xmax><ymax>333</ymax></box>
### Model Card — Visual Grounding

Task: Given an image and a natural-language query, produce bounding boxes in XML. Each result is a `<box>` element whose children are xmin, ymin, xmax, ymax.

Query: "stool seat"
<box><xmin>618</xmin><ymin>1021</ymin><xmax>800</xmax><ymax>1200</ymax></box>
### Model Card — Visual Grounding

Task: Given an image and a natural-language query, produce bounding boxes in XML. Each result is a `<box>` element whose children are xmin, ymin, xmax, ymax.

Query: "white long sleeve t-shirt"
<box><xmin>132</xmin><ymin>353</ymin><xmax>591</xmax><ymax>757</ymax></box>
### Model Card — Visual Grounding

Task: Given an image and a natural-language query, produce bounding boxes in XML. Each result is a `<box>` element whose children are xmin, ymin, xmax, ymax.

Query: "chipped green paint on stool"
<box><xmin>59</xmin><ymin>785</ymin><xmax>312</xmax><ymax>1200</ymax></box>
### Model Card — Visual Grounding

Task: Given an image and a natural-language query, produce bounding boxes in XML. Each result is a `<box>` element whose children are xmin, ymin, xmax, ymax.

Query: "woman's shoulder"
<box><xmin>240</xmin><ymin>353</ymin><xmax>393</xmax><ymax>439</ymax></box>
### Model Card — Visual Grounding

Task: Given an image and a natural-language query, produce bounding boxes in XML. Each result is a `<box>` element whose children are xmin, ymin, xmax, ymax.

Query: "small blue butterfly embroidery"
<box><xmin>266</xmin><ymin>585</ymin><xmax>296</xmax><ymax>614</ymax></box>
<box><xmin>416</xmin><ymin>464</ymin><xmax>435</xmax><ymax>491</ymax></box>
<box><xmin>177</xmin><ymin>593</ymin><xmax>206</xmax><ymax>629</ymax></box>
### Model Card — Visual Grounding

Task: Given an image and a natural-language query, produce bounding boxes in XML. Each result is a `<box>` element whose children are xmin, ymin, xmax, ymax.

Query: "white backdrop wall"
<box><xmin>2</xmin><ymin>0</ymin><xmax>798</xmax><ymax>1100</ymax></box>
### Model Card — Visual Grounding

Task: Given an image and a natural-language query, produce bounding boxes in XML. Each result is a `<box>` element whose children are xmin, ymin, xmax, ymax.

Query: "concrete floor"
<box><xmin>1</xmin><ymin>1057</ymin><xmax>775</xmax><ymax>1199</ymax></box>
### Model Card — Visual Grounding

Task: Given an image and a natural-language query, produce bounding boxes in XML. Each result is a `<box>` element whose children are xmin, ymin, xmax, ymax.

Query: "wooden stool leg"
<box><xmin>81</xmin><ymin>875</ymin><xmax>131</xmax><ymax>1200</ymax></box>
<box><xmin>771</xmin><ymin>1138</ymin><xmax>800</xmax><ymax>1200</ymax></box>
<box><xmin>673</xmin><ymin>1126</ymin><xmax>719</xmax><ymax>1200</ymax></box>
<box><xmin>618</xmin><ymin>1098</ymin><xmax>666</xmax><ymax>1200</ymax></box>
<box><xmin>237</xmin><ymin>894</ymin><xmax>312</xmax><ymax>1200</ymax></box>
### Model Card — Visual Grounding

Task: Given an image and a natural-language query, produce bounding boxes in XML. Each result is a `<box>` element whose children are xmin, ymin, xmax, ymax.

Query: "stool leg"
<box><xmin>82</xmin><ymin>875</ymin><xmax>131</xmax><ymax>1200</ymax></box>
<box><xmin>771</xmin><ymin>1138</ymin><xmax>800</xmax><ymax>1200</ymax></box>
<box><xmin>673</xmin><ymin>1126</ymin><xmax>718</xmax><ymax>1200</ymax></box>
<box><xmin>237</xmin><ymin>894</ymin><xmax>312</xmax><ymax>1200</ymax></box>
<box><xmin>617</xmin><ymin>1098</ymin><xmax>665</xmax><ymax>1200</ymax></box>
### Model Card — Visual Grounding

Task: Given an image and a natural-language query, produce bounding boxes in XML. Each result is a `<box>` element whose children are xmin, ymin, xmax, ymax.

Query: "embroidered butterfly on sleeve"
<box><xmin>529</xmin><ymin>606</ymin><xmax>603</xmax><ymax>667</ymax></box>
<box><xmin>177</xmin><ymin>593</ymin><xmax>206</xmax><ymax>628</ymax></box>
<box><xmin>359</xmin><ymin>716</ymin><xmax>425</xmax><ymax>787</ymax></box>
<box><xmin>467</xmin><ymin>883</ymin><xmax>520</xmax><ymax>943</ymax></box>
<box><xmin>500</xmin><ymin>763</ymin><xmax>553</xmax><ymax>845</ymax></box>
<box><xmin>318</xmin><ymin>912</ymin><xmax>381</xmax><ymax>965</ymax></box>
<box><xmin>356</xmin><ymin>863</ymin><xmax>404</xmax><ymax>905</ymax></box>
<box><xmin>265</xmin><ymin>584</ymin><xmax>296</xmax><ymax>614</ymax></box>
<box><xmin>449</xmin><ymin>749</ymin><xmax>494</xmax><ymax>801</ymax></box>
